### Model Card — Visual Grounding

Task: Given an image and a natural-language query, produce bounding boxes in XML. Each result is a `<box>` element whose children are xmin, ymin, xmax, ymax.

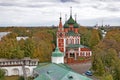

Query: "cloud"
<box><xmin>0</xmin><ymin>0</ymin><xmax>120</xmax><ymax>26</ymax></box>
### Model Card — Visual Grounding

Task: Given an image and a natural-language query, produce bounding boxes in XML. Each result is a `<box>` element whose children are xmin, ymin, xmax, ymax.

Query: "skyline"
<box><xmin>0</xmin><ymin>0</ymin><xmax>120</xmax><ymax>27</ymax></box>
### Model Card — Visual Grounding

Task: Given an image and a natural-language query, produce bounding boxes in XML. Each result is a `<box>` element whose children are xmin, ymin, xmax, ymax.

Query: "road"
<box><xmin>68</xmin><ymin>61</ymin><xmax>99</xmax><ymax>80</ymax></box>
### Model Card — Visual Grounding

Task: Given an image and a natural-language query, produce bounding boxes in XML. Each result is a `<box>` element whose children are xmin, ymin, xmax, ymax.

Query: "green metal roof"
<box><xmin>64</xmin><ymin>22</ymin><xmax>69</xmax><ymax>28</ymax></box>
<box><xmin>66</xmin><ymin>44</ymin><xmax>86</xmax><ymax>48</ymax></box>
<box><xmin>67</xmin><ymin>16</ymin><xmax>75</xmax><ymax>24</ymax></box>
<box><xmin>74</xmin><ymin>22</ymin><xmax>79</xmax><ymax>28</ymax></box>
<box><xmin>34</xmin><ymin>74</ymin><xmax>51</xmax><ymax>80</ymax></box>
<box><xmin>34</xmin><ymin>63</ymin><xmax>70</xmax><ymax>80</ymax></box>
<box><xmin>66</xmin><ymin>31</ymin><xmax>80</xmax><ymax>36</ymax></box>
<box><xmin>34</xmin><ymin>63</ymin><xmax>92</xmax><ymax>80</ymax></box>
<box><xmin>63</xmin><ymin>15</ymin><xmax>79</xmax><ymax>28</ymax></box>
<box><xmin>52</xmin><ymin>47</ymin><xmax>64</xmax><ymax>57</ymax></box>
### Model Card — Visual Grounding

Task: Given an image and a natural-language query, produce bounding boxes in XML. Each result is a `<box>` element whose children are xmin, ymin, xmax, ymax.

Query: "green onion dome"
<box><xmin>52</xmin><ymin>47</ymin><xmax>64</xmax><ymax>57</ymax></box>
<box><xmin>74</xmin><ymin>22</ymin><xmax>79</xmax><ymax>28</ymax></box>
<box><xmin>67</xmin><ymin>16</ymin><xmax>75</xmax><ymax>24</ymax></box>
<box><xmin>64</xmin><ymin>22</ymin><xmax>69</xmax><ymax>28</ymax></box>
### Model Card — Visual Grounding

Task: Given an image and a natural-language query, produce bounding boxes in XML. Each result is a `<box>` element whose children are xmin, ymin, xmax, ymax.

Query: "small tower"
<box><xmin>51</xmin><ymin>47</ymin><xmax>64</xmax><ymax>64</ymax></box>
<box><xmin>57</xmin><ymin>15</ymin><xmax>65</xmax><ymax>53</ymax></box>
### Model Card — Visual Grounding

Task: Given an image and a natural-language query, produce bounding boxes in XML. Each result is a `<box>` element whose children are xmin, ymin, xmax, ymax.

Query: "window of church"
<box><xmin>68</xmin><ymin>39</ymin><xmax>71</xmax><ymax>44</ymax></box>
<box><xmin>66</xmin><ymin>39</ymin><xmax>68</xmax><ymax>44</ymax></box>
<box><xmin>80</xmin><ymin>52</ymin><xmax>84</xmax><ymax>56</ymax></box>
<box><xmin>70</xmin><ymin>53</ymin><xmax>74</xmax><ymax>58</ymax></box>
<box><xmin>75</xmin><ymin>39</ymin><xmax>79</xmax><ymax>44</ymax></box>
<box><xmin>72</xmin><ymin>39</ymin><xmax>74</xmax><ymax>44</ymax></box>
<box><xmin>70</xmin><ymin>39</ymin><xmax>73</xmax><ymax>44</ymax></box>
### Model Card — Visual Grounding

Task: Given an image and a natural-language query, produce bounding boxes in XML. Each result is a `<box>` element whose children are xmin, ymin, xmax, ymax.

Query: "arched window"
<box><xmin>70</xmin><ymin>39</ymin><xmax>72</xmax><ymax>44</ymax></box>
<box><xmin>70</xmin><ymin>53</ymin><xmax>74</xmax><ymax>58</ymax></box>
<box><xmin>66</xmin><ymin>39</ymin><xmax>68</xmax><ymax>44</ymax></box>
<box><xmin>72</xmin><ymin>39</ymin><xmax>74</xmax><ymax>44</ymax></box>
<box><xmin>68</xmin><ymin>39</ymin><xmax>70</xmax><ymax>44</ymax></box>
<box><xmin>12</xmin><ymin>68</ymin><xmax>19</xmax><ymax>75</ymax></box>
<box><xmin>25</xmin><ymin>68</ymin><xmax>30</xmax><ymax>76</ymax></box>
<box><xmin>3</xmin><ymin>69</ymin><xmax>8</xmax><ymax>76</ymax></box>
<box><xmin>75</xmin><ymin>39</ymin><xmax>79</xmax><ymax>44</ymax></box>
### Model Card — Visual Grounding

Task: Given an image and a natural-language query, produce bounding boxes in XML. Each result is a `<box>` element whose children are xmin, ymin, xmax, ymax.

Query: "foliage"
<box><xmin>23</xmin><ymin>38</ymin><xmax>35</xmax><ymax>57</ymax></box>
<box><xmin>18</xmin><ymin>76</ymin><xmax>24</xmax><ymax>80</ymax></box>
<box><xmin>0</xmin><ymin>69</ymin><xmax>5</xmax><ymax>80</ymax></box>
<box><xmin>101</xmin><ymin>74</ymin><xmax>113</xmax><ymax>80</ymax></box>
<box><xmin>88</xmin><ymin>29</ymin><xmax>100</xmax><ymax>48</ymax></box>
<box><xmin>5</xmin><ymin>76</ymin><xmax>19</xmax><ymax>80</ymax></box>
<box><xmin>0</xmin><ymin>33</ymin><xmax>24</xmax><ymax>59</ymax></box>
<box><xmin>92</xmin><ymin>28</ymin><xmax>120</xmax><ymax>79</ymax></box>
<box><xmin>33</xmin><ymin>30</ymin><xmax>55</xmax><ymax>62</ymax></box>
<box><xmin>0</xmin><ymin>27</ymin><xmax>56</xmax><ymax>62</ymax></box>
<box><xmin>78</xmin><ymin>26</ymin><xmax>91</xmax><ymax>46</ymax></box>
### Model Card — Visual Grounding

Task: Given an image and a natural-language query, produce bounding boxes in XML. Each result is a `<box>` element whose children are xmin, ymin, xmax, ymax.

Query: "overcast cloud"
<box><xmin>0</xmin><ymin>0</ymin><xmax>120</xmax><ymax>26</ymax></box>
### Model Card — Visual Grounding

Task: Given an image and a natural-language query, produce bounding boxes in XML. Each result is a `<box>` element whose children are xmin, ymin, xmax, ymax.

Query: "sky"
<box><xmin>0</xmin><ymin>0</ymin><xmax>120</xmax><ymax>27</ymax></box>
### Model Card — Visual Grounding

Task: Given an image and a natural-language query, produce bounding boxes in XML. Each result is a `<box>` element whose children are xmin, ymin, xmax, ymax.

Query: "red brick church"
<box><xmin>57</xmin><ymin>8</ymin><xmax>92</xmax><ymax>63</ymax></box>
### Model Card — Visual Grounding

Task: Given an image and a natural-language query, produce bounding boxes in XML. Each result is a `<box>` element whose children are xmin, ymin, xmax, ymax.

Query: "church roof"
<box><xmin>66</xmin><ymin>31</ymin><xmax>80</xmax><ymax>36</ymax></box>
<box><xmin>67</xmin><ymin>16</ymin><xmax>75</xmax><ymax>24</ymax></box>
<box><xmin>63</xmin><ymin>22</ymin><xmax>69</xmax><ymax>28</ymax></box>
<box><xmin>52</xmin><ymin>47</ymin><xmax>64</xmax><ymax>57</ymax></box>
<box><xmin>63</xmin><ymin>16</ymin><xmax>79</xmax><ymax>28</ymax></box>
<box><xmin>73</xmin><ymin>22</ymin><xmax>79</xmax><ymax>28</ymax></box>
<box><xmin>66</xmin><ymin>44</ymin><xmax>87</xmax><ymax>48</ymax></box>
<box><xmin>34</xmin><ymin>63</ymin><xmax>92</xmax><ymax>80</ymax></box>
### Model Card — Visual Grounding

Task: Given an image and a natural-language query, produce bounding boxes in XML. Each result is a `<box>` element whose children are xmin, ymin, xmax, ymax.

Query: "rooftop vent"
<box><xmin>68</xmin><ymin>75</ymin><xmax>73</xmax><ymax>79</ymax></box>
<box><xmin>47</xmin><ymin>71</ymin><xmax>52</xmax><ymax>74</ymax></box>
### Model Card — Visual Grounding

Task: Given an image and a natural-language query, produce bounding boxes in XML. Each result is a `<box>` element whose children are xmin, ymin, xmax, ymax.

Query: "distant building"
<box><xmin>0</xmin><ymin>57</ymin><xmax>39</xmax><ymax>76</ymax></box>
<box><xmin>93</xmin><ymin>24</ymin><xmax>99</xmax><ymax>29</ymax></box>
<box><xmin>16</xmin><ymin>36</ymin><xmax>29</xmax><ymax>41</ymax></box>
<box><xmin>101</xmin><ymin>29</ymin><xmax>107</xmax><ymax>38</ymax></box>
<box><xmin>99</xmin><ymin>25</ymin><xmax>107</xmax><ymax>38</ymax></box>
<box><xmin>57</xmin><ymin>8</ymin><xmax>92</xmax><ymax>63</ymax></box>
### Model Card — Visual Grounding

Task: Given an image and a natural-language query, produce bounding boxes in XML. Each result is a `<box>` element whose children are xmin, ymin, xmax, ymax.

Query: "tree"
<box><xmin>112</xmin><ymin>58</ymin><xmax>120</xmax><ymax>80</ymax></box>
<box><xmin>78</xmin><ymin>26</ymin><xmax>91</xmax><ymax>46</ymax></box>
<box><xmin>105</xmin><ymin>48</ymin><xmax>118</xmax><ymax>69</ymax></box>
<box><xmin>102</xmin><ymin>74</ymin><xmax>113</xmax><ymax>80</ymax></box>
<box><xmin>33</xmin><ymin>31</ymin><xmax>54</xmax><ymax>62</ymax></box>
<box><xmin>88</xmin><ymin>29</ymin><xmax>100</xmax><ymax>48</ymax></box>
<box><xmin>24</xmin><ymin>38</ymin><xmax>35</xmax><ymax>57</ymax></box>
<box><xmin>11</xmin><ymin>47</ymin><xmax>24</xmax><ymax>59</ymax></box>
<box><xmin>0</xmin><ymin>69</ymin><xmax>5</xmax><ymax>80</ymax></box>
<box><xmin>92</xmin><ymin>54</ymin><xmax>105</xmax><ymax>76</ymax></box>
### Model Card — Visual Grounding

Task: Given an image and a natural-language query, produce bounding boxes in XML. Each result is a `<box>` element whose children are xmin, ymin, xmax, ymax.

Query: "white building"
<box><xmin>51</xmin><ymin>47</ymin><xmax>64</xmax><ymax>64</ymax></box>
<box><xmin>0</xmin><ymin>57</ymin><xmax>39</xmax><ymax>76</ymax></box>
<box><xmin>16</xmin><ymin>36</ymin><xmax>29</xmax><ymax>41</ymax></box>
<box><xmin>101</xmin><ymin>30</ymin><xmax>107</xmax><ymax>38</ymax></box>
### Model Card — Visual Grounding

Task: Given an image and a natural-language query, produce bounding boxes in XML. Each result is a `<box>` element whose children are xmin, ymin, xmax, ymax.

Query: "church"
<box><xmin>57</xmin><ymin>8</ymin><xmax>92</xmax><ymax>63</ymax></box>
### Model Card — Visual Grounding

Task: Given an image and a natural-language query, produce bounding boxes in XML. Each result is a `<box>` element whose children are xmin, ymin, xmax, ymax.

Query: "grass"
<box><xmin>5</xmin><ymin>76</ymin><xmax>34</xmax><ymax>80</ymax></box>
<box><xmin>5</xmin><ymin>76</ymin><xmax>19</xmax><ymax>80</ymax></box>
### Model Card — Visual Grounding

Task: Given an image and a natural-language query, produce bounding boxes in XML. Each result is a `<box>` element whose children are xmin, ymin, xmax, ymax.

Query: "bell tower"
<box><xmin>57</xmin><ymin>14</ymin><xmax>65</xmax><ymax>53</ymax></box>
